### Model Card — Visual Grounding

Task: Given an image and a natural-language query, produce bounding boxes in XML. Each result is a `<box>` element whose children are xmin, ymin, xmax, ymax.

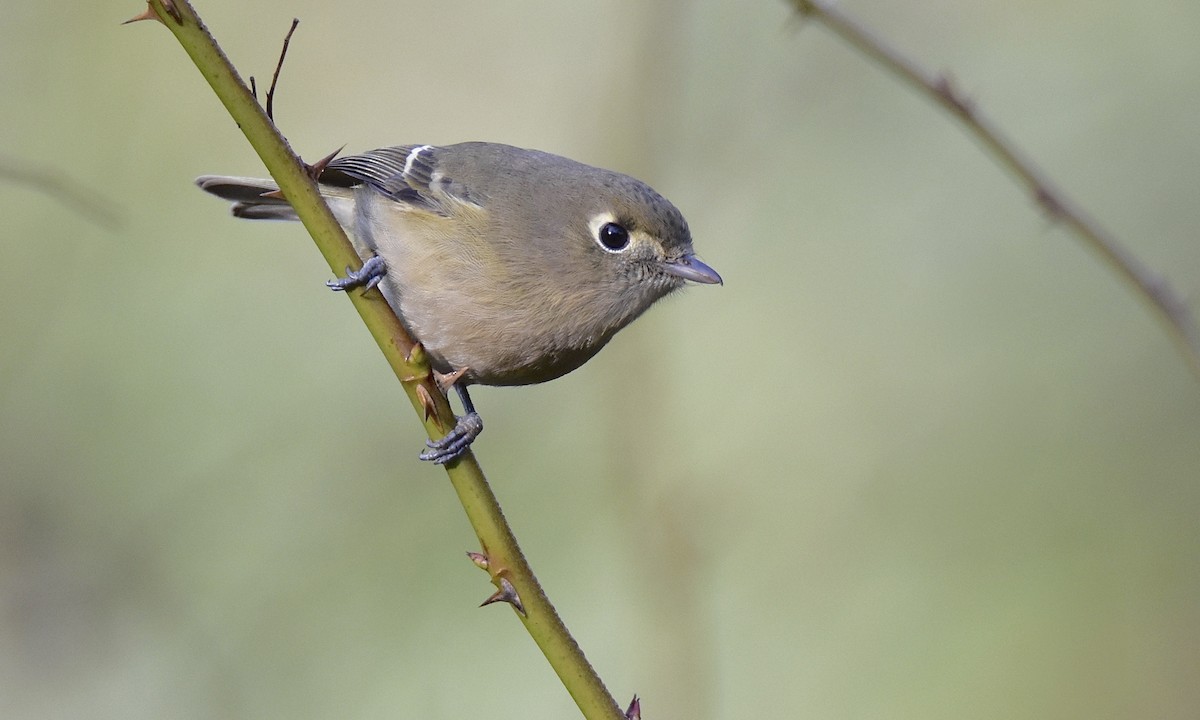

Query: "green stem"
<box><xmin>139</xmin><ymin>2</ymin><xmax>624</xmax><ymax>717</ymax></box>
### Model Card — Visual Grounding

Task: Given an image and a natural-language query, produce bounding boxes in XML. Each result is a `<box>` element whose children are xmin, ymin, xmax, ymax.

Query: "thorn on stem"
<box><xmin>433</xmin><ymin>367</ymin><xmax>469</xmax><ymax>393</ymax></box>
<box><xmin>625</xmin><ymin>695</ymin><xmax>641</xmax><ymax>720</ymax></box>
<box><xmin>160</xmin><ymin>0</ymin><xmax>181</xmax><ymax>23</ymax></box>
<box><xmin>405</xmin><ymin>342</ymin><xmax>427</xmax><ymax>366</ymax></box>
<box><xmin>415</xmin><ymin>384</ymin><xmax>437</xmax><ymax>422</ymax></box>
<box><xmin>480</xmin><ymin>577</ymin><xmax>526</xmax><ymax>617</ymax></box>
<box><xmin>466</xmin><ymin>551</ymin><xmax>489</xmax><ymax>571</ymax></box>
<box><xmin>304</xmin><ymin>146</ymin><xmax>344</xmax><ymax>180</ymax></box>
<box><xmin>121</xmin><ymin>4</ymin><xmax>163</xmax><ymax>25</ymax></box>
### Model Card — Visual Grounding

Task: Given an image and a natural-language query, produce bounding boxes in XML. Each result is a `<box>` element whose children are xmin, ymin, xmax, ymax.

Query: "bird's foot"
<box><xmin>419</xmin><ymin>411</ymin><xmax>483</xmax><ymax>464</ymax></box>
<box><xmin>326</xmin><ymin>255</ymin><xmax>386</xmax><ymax>292</ymax></box>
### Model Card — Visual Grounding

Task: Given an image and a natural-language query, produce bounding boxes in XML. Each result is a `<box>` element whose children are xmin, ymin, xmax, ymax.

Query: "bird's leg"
<box><xmin>326</xmin><ymin>255</ymin><xmax>386</xmax><ymax>292</ymax></box>
<box><xmin>327</xmin><ymin>258</ymin><xmax>480</xmax><ymax>462</ymax></box>
<box><xmin>419</xmin><ymin>376</ymin><xmax>484</xmax><ymax>464</ymax></box>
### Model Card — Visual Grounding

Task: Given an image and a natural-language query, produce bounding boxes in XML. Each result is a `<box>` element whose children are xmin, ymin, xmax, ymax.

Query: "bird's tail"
<box><xmin>195</xmin><ymin>176</ymin><xmax>300</xmax><ymax>220</ymax></box>
<box><xmin>195</xmin><ymin>175</ymin><xmax>356</xmax><ymax>222</ymax></box>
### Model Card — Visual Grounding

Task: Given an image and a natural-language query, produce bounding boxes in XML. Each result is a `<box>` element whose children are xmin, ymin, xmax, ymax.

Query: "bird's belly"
<box><xmin>417</xmin><ymin>314</ymin><xmax>604</xmax><ymax>386</ymax></box>
<box><xmin>379</xmin><ymin>276</ymin><xmax>606</xmax><ymax>387</ymax></box>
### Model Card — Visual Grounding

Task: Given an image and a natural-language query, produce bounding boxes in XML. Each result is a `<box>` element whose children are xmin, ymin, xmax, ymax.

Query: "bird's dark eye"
<box><xmin>597</xmin><ymin>222</ymin><xmax>631</xmax><ymax>252</ymax></box>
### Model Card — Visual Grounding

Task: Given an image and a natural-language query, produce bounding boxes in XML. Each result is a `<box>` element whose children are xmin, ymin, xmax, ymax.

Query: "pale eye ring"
<box><xmin>596</xmin><ymin>221</ymin><xmax>631</xmax><ymax>252</ymax></box>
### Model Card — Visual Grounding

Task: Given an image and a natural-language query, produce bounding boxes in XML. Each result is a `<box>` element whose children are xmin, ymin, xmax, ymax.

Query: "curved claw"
<box><xmin>419</xmin><ymin>412</ymin><xmax>483</xmax><ymax>464</ymax></box>
<box><xmin>326</xmin><ymin>255</ymin><xmax>386</xmax><ymax>292</ymax></box>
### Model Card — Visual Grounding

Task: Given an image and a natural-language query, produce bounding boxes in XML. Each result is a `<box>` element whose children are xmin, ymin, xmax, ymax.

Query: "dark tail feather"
<box><xmin>195</xmin><ymin>175</ymin><xmax>298</xmax><ymax>221</ymax></box>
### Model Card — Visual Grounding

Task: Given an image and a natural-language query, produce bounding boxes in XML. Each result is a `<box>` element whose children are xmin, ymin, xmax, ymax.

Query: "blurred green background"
<box><xmin>3</xmin><ymin>1</ymin><xmax>1199</xmax><ymax>718</ymax></box>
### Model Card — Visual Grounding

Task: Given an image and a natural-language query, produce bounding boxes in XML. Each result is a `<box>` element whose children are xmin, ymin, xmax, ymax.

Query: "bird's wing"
<box><xmin>321</xmin><ymin>145</ymin><xmax>481</xmax><ymax>216</ymax></box>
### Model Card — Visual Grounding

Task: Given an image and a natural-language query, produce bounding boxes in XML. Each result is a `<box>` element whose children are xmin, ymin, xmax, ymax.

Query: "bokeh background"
<box><xmin>3</xmin><ymin>1</ymin><xmax>1199</xmax><ymax>718</ymax></box>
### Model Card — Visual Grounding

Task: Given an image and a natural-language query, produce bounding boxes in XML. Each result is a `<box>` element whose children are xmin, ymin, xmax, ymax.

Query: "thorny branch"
<box><xmin>128</xmin><ymin>2</ymin><xmax>630</xmax><ymax>718</ymax></box>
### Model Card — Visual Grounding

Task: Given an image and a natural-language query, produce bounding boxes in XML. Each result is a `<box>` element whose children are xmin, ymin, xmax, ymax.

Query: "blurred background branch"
<box><xmin>791</xmin><ymin>0</ymin><xmax>1200</xmax><ymax>379</ymax></box>
<box><xmin>0</xmin><ymin>154</ymin><xmax>122</xmax><ymax>230</ymax></box>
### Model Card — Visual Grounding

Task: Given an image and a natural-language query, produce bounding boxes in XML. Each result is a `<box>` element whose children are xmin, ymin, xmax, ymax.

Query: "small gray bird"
<box><xmin>197</xmin><ymin>142</ymin><xmax>721</xmax><ymax>463</ymax></box>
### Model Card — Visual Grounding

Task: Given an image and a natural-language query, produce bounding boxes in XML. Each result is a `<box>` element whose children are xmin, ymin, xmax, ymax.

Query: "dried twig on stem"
<box><xmin>266</xmin><ymin>18</ymin><xmax>300</xmax><ymax>121</ymax></box>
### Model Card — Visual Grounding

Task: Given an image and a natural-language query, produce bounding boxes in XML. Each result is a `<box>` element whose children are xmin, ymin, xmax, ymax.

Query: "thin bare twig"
<box><xmin>791</xmin><ymin>0</ymin><xmax>1200</xmax><ymax>379</ymax></box>
<box><xmin>266</xmin><ymin>18</ymin><xmax>299</xmax><ymax>121</ymax></box>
